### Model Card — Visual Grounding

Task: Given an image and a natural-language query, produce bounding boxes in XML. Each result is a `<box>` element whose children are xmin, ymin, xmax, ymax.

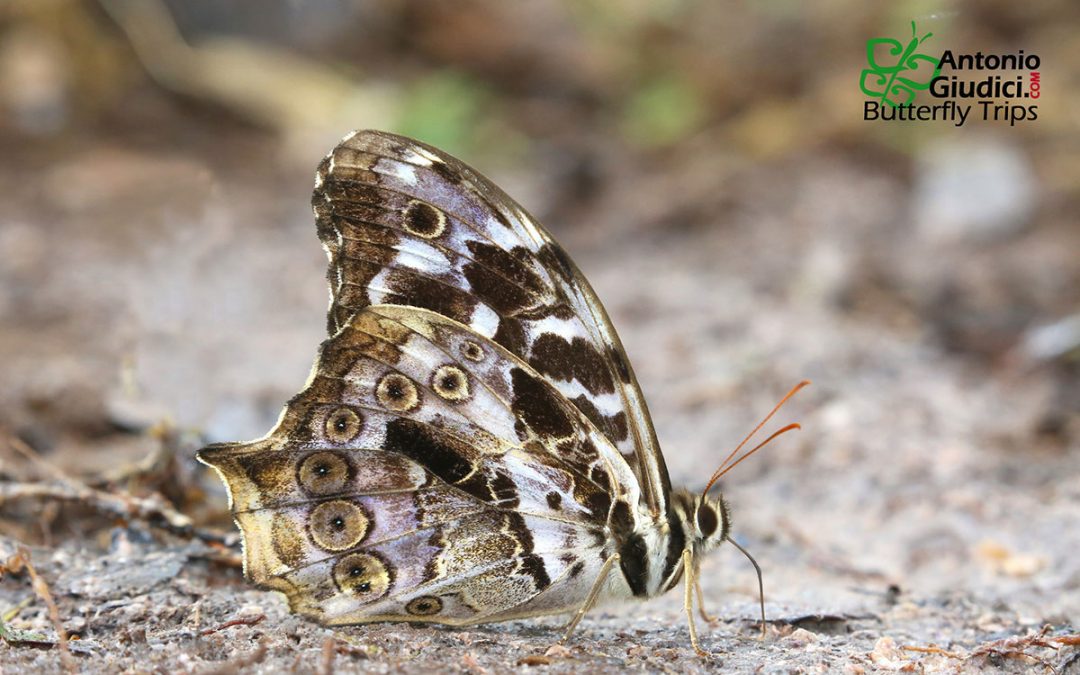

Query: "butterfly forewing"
<box><xmin>312</xmin><ymin>131</ymin><xmax>670</xmax><ymax>513</ymax></box>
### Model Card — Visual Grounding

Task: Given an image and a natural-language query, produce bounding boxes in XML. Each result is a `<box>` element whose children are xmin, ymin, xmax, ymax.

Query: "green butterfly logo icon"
<box><xmin>860</xmin><ymin>22</ymin><xmax>942</xmax><ymax>107</ymax></box>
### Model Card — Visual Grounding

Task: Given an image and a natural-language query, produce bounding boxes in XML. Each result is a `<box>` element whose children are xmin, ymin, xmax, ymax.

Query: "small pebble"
<box><xmin>782</xmin><ymin>627</ymin><xmax>819</xmax><ymax>648</ymax></box>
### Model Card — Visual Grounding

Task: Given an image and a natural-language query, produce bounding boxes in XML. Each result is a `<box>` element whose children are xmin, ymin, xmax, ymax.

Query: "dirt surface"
<box><xmin>1</xmin><ymin>2</ymin><xmax>1078</xmax><ymax>673</ymax></box>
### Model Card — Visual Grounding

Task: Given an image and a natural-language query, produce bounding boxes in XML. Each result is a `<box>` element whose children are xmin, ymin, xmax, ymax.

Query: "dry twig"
<box><xmin>901</xmin><ymin>629</ymin><xmax>1080</xmax><ymax>673</ymax></box>
<box><xmin>2</xmin><ymin>547</ymin><xmax>76</xmax><ymax>673</ymax></box>
<box><xmin>1</xmin><ymin>432</ymin><xmax>231</xmax><ymax>546</ymax></box>
<box><xmin>199</xmin><ymin>613</ymin><xmax>266</xmax><ymax>637</ymax></box>
<box><xmin>901</xmin><ymin>644</ymin><xmax>964</xmax><ymax>658</ymax></box>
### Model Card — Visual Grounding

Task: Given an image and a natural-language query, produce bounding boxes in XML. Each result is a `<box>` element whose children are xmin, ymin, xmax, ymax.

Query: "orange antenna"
<box><xmin>702</xmin><ymin>380</ymin><xmax>810</xmax><ymax>495</ymax></box>
<box><xmin>707</xmin><ymin>423</ymin><xmax>800</xmax><ymax>488</ymax></box>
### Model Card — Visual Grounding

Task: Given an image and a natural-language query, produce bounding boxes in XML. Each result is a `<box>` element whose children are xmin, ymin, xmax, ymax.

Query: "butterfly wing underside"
<box><xmin>198</xmin><ymin>130</ymin><xmax>675</xmax><ymax>625</ymax></box>
<box><xmin>199</xmin><ymin>305</ymin><xmax>640</xmax><ymax>624</ymax></box>
<box><xmin>312</xmin><ymin>130</ymin><xmax>672</xmax><ymax>514</ymax></box>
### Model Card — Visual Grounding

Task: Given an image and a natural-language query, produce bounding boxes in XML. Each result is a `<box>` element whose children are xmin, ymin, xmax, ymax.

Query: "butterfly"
<box><xmin>198</xmin><ymin>130</ymin><xmax>806</xmax><ymax>655</ymax></box>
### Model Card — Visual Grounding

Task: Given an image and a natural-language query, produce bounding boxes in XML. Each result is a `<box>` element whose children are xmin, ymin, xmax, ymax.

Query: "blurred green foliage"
<box><xmin>396</xmin><ymin>71</ymin><xmax>491</xmax><ymax>156</ymax></box>
<box><xmin>621</xmin><ymin>72</ymin><xmax>705</xmax><ymax>148</ymax></box>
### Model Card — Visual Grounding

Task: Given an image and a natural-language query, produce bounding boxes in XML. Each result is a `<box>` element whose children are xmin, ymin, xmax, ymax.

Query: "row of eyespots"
<box><xmin>306</xmin><ymin>366</ymin><xmax>474</xmax><ymax>469</ymax></box>
<box><xmin>374</xmin><ymin>365</ymin><xmax>472</xmax><ymax>411</ymax></box>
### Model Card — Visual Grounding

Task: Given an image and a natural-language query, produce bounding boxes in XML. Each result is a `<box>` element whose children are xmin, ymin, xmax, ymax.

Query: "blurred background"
<box><xmin>0</xmin><ymin>0</ymin><xmax>1077</xmax><ymax>669</ymax></box>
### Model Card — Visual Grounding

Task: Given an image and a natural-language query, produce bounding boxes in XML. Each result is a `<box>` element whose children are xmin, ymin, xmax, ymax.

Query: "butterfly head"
<box><xmin>671</xmin><ymin>488</ymin><xmax>730</xmax><ymax>554</ymax></box>
<box><xmin>694</xmin><ymin>492</ymin><xmax>732</xmax><ymax>551</ymax></box>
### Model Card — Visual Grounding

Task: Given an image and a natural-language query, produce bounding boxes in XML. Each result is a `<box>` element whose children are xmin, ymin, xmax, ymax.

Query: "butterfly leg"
<box><xmin>695</xmin><ymin>578</ymin><xmax>718</xmax><ymax>623</ymax></box>
<box><xmin>682</xmin><ymin>549</ymin><xmax>710</xmax><ymax>657</ymax></box>
<box><xmin>558</xmin><ymin>552</ymin><xmax>620</xmax><ymax>646</ymax></box>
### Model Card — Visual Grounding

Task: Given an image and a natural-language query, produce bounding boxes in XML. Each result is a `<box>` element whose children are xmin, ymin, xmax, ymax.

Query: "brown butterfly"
<box><xmin>199</xmin><ymin>130</ymin><xmax>806</xmax><ymax>655</ymax></box>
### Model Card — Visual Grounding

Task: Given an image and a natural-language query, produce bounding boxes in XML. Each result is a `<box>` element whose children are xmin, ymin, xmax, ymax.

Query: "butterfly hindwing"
<box><xmin>198</xmin><ymin>305</ymin><xmax>640</xmax><ymax>624</ymax></box>
<box><xmin>313</xmin><ymin>130</ymin><xmax>671</xmax><ymax>513</ymax></box>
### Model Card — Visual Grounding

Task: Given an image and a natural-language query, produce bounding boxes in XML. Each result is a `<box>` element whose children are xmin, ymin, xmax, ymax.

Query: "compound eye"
<box><xmin>696</xmin><ymin>503</ymin><xmax>719</xmax><ymax>538</ymax></box>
